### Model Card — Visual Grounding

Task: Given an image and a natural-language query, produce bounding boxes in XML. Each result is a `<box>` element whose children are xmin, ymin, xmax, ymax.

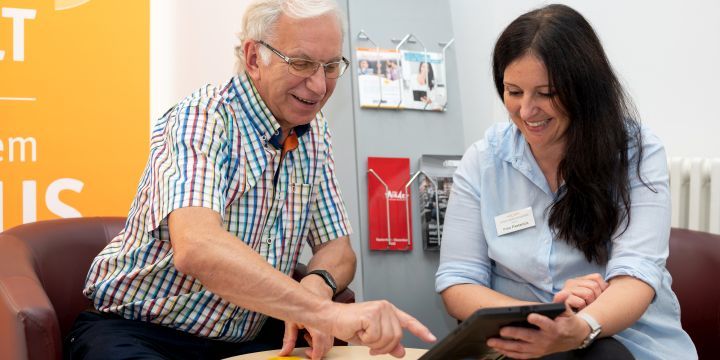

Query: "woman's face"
<box><xmin>503</xmin><ymin>53</ymin><xmax>569</xmax><ymax>154</ymax></box>
<box><xmin>419</xmin><ymin>62</ymin><xmax>428</xmax><ymax>75</ymax></box>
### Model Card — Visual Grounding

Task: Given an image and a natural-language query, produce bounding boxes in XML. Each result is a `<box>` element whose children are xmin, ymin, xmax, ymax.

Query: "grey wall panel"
<box><xmin>346</xmin><ymin>0</ymin><xmax>464</xmax><ymax>348</ymax></box>
<box><xmin>312</xmin><ymin>0</ymin><xmax>365</xmax><ymax>300</ymax></box>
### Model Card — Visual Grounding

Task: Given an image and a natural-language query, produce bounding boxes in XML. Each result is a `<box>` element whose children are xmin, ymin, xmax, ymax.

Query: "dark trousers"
<box><xmin>63</xmin><ymin>310</ymin><xmax>306</xmax><ymax>360</ymax></box>
<box><xmin>539</xmin><ymin>337</ymin><xmax>635</xmax><ymax>360</ymax></box>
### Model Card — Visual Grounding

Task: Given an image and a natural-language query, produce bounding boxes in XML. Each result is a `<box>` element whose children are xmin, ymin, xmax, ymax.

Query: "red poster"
<box><xmin>367</xmin><ymin>157</ymin><xmax>412</xmax><ymax>251</ymax></box>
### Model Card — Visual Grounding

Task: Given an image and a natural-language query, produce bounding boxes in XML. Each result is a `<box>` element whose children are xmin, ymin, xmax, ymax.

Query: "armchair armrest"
<box><xmin>0</xmin><ymin>234</ymin><xmax>61</xmax><ymax>360</ymax></box>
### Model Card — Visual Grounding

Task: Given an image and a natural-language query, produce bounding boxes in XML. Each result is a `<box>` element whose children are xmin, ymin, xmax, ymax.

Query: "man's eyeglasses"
<box><xmin>257</xmin><ymin>40</ymin><xmax>349</xmax><ymax>79</ymax></box>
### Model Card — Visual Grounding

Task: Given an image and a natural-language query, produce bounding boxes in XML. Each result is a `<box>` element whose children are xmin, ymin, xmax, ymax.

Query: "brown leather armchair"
<box><xmin>0</xmin><ymin>217</ymin><xmax>355</xmax><ymax>360</ymax></box>
<box><xmin>666</xmin><ymin>228</ymin><xmax>720</xmax><ymax>359</ymax></box>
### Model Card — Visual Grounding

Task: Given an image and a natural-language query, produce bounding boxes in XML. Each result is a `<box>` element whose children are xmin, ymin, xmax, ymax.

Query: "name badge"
<box><xmin>495</xmin><ymin>207</ymin><xmax>535</xmax><ymax>236</ymax></box>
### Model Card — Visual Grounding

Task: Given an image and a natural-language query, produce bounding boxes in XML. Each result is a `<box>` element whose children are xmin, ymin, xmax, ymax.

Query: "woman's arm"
<box><xmin>488</xmin><ymin>275</ymin><xmax>654</xmax><ymax>359</ymax></box>
<box><xmin>436</xmin><ymin>143</ymin><xmax>509</xmax><ymax>318</ymax></box>
<box><xmin>441</xmin><ymin>284</ymin><xmax>536</xmax><ymax>321</ymax></box>
<box><xmin>581</xmin><ymin>275</ymin><xmax>654</xmax><ymax>336</ymax></box>
<box><xmin>597</xmin><ymin>130</ymin><xmax>671</xmax><ymax>334</ymax></box>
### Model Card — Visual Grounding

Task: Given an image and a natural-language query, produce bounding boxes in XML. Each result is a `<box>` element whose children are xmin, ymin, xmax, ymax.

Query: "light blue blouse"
<box><xmin>436</xmin><ymin>123</ymin><xmax>697</xmax><ymax>359</ymax></box>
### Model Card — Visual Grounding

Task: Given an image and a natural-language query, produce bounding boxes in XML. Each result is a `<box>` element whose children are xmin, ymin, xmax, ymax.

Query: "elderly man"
<box><xmin>65</xmin><ymin>1</ymin><xmax>435</xmax><ymax>359</ymax></box>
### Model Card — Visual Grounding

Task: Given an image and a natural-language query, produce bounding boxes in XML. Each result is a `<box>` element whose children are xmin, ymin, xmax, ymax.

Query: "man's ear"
<box><xmin>244</xmin><ymin>40</ymin><xmax>261</xmax><ymax>80</ymax></box>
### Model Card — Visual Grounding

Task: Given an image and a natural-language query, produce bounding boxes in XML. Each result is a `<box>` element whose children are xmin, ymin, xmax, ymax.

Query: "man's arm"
<box><xmin>168</xmin><ymin>206</ymin><xmax>334</xmax><ymax>329</ymax></box>
<box><xmin>303</xmin><ymin>236</ymin><xmax>356</xmax><ymax>295</ymax></box>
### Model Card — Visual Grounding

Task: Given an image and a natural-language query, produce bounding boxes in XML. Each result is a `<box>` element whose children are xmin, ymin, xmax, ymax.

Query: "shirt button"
<box><xmin>265</xmin><ymin>237</ymin><xmax>273</xmax><ymax>245</ymax></box>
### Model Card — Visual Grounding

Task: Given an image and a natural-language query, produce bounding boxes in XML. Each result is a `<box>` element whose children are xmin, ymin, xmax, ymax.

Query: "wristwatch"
<box><xmin>306</xmin><ymin>269</ymin><xmax>337</xmax><ymax>297</ymax></box>
<box><xmin>577</xmin><ymin>312</ymin><xmax>602</xmax><ymax>349</ymax></box>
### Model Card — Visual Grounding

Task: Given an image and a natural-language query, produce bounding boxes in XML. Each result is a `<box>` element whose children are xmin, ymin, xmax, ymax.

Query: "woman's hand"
<box><xmin>486</xmin><ymin>307</ymin><xmax>590</xmax><ymax>359</ymax></box>
<box><xmin>553</xmin><ymin>273</ymin><xmax>608</xmax><ymax>311</ymax></box>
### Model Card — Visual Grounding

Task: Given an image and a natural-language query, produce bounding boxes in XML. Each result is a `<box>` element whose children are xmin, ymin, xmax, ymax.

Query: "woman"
<box><xmin>435</xmin><ymin>4</ymin><xmax>696</xmax><ymax>359</ymax></box>
<box><xmin>410</xmin><ymin>61</ymin><xmax>435</xmax><ymax>105</ymax></box>
<box><xmin>414</xmin><ymin>61</ymin><xmax>435</xmax><ymax>90</ymax></box>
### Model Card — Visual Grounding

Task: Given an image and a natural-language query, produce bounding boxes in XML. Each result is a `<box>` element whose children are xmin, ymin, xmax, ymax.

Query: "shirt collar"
<box><xmin>232</xmin><ymin>73</ymin><xmax>312</xmax><ymax>149</ymax></box>
<box><xmin>494</xmin><ymin>123</ymin><xmax>527</xmax><ymax>165</ymax></box>
<box><xmin>267</xmin><ymin>123</ymin><xmax>310</xmax><ymax>149</ymax></box>
<box><xmin>495</xmin><ymin>123</ymin><xmax>555</xmax><ymax>196</ymax></box>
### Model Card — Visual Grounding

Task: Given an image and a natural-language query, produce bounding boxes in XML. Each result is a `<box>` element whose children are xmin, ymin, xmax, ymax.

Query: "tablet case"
<box><xmin>420</xmin><ymin>303</ymin><xmax>567</xmax><ymax>360</ymax></box>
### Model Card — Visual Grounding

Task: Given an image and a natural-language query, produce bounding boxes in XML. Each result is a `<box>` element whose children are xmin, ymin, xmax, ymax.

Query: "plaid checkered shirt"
<box><xmin>84</xmin><ymin>74</ymin><xmax>352</xmax><ymax>342</ymax></box>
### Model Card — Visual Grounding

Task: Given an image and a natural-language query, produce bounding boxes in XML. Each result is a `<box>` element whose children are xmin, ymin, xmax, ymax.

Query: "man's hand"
<box><xmin>553</xmin><ymin>273</ymin><xmax>608</xmax><ymax>311</ymax></box>
<box><xmin>328</xmin><ymin>301</ymin><xmax>436</xmax><ymax>358</ymax></box>
<box><xmin>279</xmin><ymin>275</ymin><xmax>335</xmax><ymax>360</ymax></box>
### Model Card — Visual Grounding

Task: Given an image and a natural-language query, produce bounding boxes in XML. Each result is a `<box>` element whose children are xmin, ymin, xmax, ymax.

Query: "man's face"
<box><xmin>246</xmin><ymin>13</ymin><xmax>343</xmax><ymax>131</ymax></box>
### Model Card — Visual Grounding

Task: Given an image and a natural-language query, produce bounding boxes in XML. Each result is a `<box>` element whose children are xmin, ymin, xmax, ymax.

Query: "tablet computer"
<box><xmin>419</xmin><ymin>303</ymin><xmax>567</xmax><ymax>360</ymax></box>
<box><xmin>413</xmin><ymin>90</ymin><xmax>427</xmax><ymax>101</ymax></box>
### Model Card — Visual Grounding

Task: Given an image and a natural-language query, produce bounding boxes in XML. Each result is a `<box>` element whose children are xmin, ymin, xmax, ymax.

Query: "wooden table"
<box><xmin>226</xmin><ymin>346</ymin><xmax>427</xmax><ymax>360</ymax></box>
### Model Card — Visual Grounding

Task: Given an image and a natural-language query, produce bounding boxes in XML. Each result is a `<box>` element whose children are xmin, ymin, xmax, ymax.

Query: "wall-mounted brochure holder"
<box><xmin>414</xmin><ymin>155</ymin><xmax>462</xmax><ymax>250</ymax></box>
<box><xmin>367</xmin><ymin>157</ymin><xmax>413</xmax><ymax>251</ymax></box>
<box><xmin>356</xmin><ymin>32</ymin><xmax>454</xmax><ymax>112</ymax></box>
<box><xmin>355</xmin><ymin>30</ymin><xmax>387</xmax><ymax>108</ymax></box>
<box><xmin>438</xmin><ymin>39</ymin><xmax>455</xmax><ymax>112</ymax></box>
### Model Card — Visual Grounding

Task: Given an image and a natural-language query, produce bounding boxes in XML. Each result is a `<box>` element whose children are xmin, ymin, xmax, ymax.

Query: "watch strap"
<box><xmin>306</xmin><ymin>269</ymin><xmax>337</xmax><ymax>296</ymax></box>
<box><xmin>577</xmin><ymin>312</ymin><xmax>602</xmax><ymax>349</ymax></box>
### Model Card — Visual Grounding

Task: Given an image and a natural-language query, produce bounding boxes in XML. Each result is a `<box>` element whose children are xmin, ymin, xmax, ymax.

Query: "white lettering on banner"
<box><xmin>22</xmin><ymin>180</ymin><xmax>36</xmax><ymax>223</ymax></box>
<box><xmin>0</xmin><ymin>7</ymin><xmax>36</xmax><ymax>61</ymax></box>
<box><xmin>0</xmin><ymin>137</ymin><xmax>38</xmax><ymax>162</ymax></box>
<box><xmin>0</xmin><ymin>178</ymin><xmax>84</xmax><ymax>231</ymax></box>
<box><xmin>46</xmin><ymin>178</ymin><xmax>83</xmax><ymax>218</ymax></box>
<box><xmin>385</xmin><ymin>190</ymin><xmax>408</xmax><ymax>201</ymax></box>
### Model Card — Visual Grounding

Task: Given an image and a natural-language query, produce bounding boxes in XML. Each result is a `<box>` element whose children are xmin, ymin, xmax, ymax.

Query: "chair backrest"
<box><xmin>667</xmin><ymin>228</ymin><xmax>720</xmax><ymax>358</ymax></box>
<box><xmin>1</xmin><ymin>217</ymin><xmax>125</xmax><ymax>337</ymax></box>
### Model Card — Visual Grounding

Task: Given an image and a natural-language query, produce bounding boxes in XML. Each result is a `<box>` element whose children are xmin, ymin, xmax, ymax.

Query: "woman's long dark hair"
<box><xmin>420</xmin><ymin>62</ymin><xmax>435</xmax><ymax>90</ymax></box>
<box><xmin>492</xmin><ymin>4</ymin><xmax>647</xmax><ymax>264</ymax></box>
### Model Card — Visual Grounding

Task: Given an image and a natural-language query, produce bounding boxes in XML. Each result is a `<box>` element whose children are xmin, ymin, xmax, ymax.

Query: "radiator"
<box><xmin>669</xmin><ymin>157</ymin><xmax>720</xmax><ymax>234</ymax></box>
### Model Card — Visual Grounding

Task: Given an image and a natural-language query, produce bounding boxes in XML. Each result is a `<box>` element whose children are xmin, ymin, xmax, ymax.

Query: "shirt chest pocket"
<box><xmin>281</xmin><ymin>183</ymin><xmax>314</xmax><ymax>244</ymax></box>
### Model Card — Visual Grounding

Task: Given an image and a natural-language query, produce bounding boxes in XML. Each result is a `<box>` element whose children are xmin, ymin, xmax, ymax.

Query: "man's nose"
<box><xmin>305</xmin><ymin>66</ymin><xmax>327</xmax><ymax>95</ymax></box>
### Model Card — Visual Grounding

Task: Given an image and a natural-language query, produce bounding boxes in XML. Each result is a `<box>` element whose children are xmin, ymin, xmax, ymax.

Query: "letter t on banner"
<box><xmin>367</xmin><ymin>157</ymin><xmax>412</xmax><ymax>251</ymax></box>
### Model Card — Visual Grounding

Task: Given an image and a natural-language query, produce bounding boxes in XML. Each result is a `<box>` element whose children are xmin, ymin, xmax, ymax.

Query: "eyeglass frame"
<box><xmin>256</xmin><ymin>40</ymin><xmax>350</xmax><ymax>79</ymax></box>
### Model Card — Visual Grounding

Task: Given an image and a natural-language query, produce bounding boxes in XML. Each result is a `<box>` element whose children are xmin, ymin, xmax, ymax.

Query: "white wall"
<box><xmin>449</xmin><ymin>0</ymin><xmax>720</xmax><ymax>159</ymax></box>
<box><xmin>150</xmin><ymin>0</ymin><xmax>254</xmax><ymax>122</ymax></box>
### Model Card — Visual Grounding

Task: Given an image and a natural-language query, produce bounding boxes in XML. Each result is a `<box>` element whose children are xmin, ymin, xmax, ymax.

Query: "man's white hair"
<box><xmin>234</xmin><ymin>0</ymin><xmax>345</xmax><ymax>73</ymax></box>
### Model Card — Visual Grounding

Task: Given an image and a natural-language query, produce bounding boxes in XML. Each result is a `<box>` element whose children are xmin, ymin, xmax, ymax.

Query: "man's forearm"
<box><xmin>169</xmin><ymin>207</ymin><xmax>338</xmax><ymax>331</ymax></box>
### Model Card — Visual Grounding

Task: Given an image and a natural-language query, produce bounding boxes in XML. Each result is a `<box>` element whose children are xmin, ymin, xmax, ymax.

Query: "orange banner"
<box><xmin>0</xmin><ymin>0</ymin><xmax>149</xmax><ymax>231</ymax></box>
